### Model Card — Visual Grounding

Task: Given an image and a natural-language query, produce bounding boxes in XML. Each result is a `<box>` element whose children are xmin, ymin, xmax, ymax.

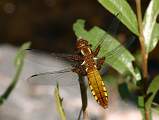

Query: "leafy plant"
<box><xmin>0</xmin><ymin>42</ymin><xmax>31</xmax><ymax>105</ymax></box>
<box><xmin>73</xmin><ymin>0</ymin><xmax>159</xmax><ymax>120</ymax></box>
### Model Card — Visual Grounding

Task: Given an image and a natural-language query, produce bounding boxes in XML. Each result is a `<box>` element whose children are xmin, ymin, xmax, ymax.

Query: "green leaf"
<box><xmin>15</xmin><ymin>42</ymin><xmax>31</xmax><ymax>66</ymax></box>
<box><xmin>73</xmin><ymin>19</ymin><xmax>138</xmax><ymax>79</ymax></box>
<box><xmin>145</xmin><ymin>75</ymin><xmax>159</xmax><ymax>110</ymax></box>
<box><xmin>138</xmin><ymin>96</ymin><xmax>153</xmax><ymax>120</ymax></box>
<box><xmin>138</xmin><ymin>96</ymin><xmax>146</xmax><ymax>120</ymax></box>
<box><xmin>138</xmin><ymin>96</ymin><xmax>144</xmax><ymax>108</ymax></box>
<box><xmin>0</xmin><ymin>42</ymin><xmax>31</xmax><ymax>105</ymax></box>
<box><xmin>54</xmin><ymin>84</ymin><xmax>66</xmax><ymax>120</ymax></box>
<box><xmin>143</xmin><ymin>0</ymin><xmax>159</xmax><ymax>53</ymax></box>
<box><xmin>132</xmin><ymin>67</ymin><xmax>142</xmax><ymax>85</ymax></box>
<box><xmin>98</xmin><ymin>0</ymin><xmax>139</xmax><ymax>36</ymax></box>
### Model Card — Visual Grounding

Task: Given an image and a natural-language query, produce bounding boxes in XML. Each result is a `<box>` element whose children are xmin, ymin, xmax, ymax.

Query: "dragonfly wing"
<box><xmin>104</xmin><ymin>35</ymin><xmax>136</xmax><ymax>60</ymax></box>
<box><xmin>98</xmin><ymin>35</ymin><xmax>136</xmax><ymax>74</ymax></box>
<box><xmin>25</xmin><ymin>49</ymin><xmax>77</xmax><ymax>69</ymax></box>
<box><xmin>94</xmin><ymin>15</ymin><xmax>120</xmax><ymax>49</ymax></box>
<box><xmin>27</xmin><ymin>68</ymin><xmax>79</xmax><ymax>86</ymax></box>
<box><xmin>24</xmin><ymin>49</ymin><xmax>81</xmax><ymax>86</ymax></box>
<box><xmin>95</xmin><ymin>13</ymin><xmax>135</xmax><ymax>61</ymax></box>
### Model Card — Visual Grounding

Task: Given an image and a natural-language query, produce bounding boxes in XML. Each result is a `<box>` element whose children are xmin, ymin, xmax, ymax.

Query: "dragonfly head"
<box><xmin>76</xmin><ymin>39</ymin><xmax>89</xmax><ymax>50</ymax></box>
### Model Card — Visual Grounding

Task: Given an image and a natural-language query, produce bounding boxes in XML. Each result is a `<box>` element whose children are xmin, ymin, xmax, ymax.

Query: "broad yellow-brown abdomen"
<box><xmin>87</xmin><ymin>69</ymin><xmax>108</xmax><ymax>108</ymax></box>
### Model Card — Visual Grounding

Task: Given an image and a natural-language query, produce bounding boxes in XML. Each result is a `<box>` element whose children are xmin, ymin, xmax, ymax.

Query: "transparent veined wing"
<box><xmin>24</xmin><ymin>50</ymin><xmax>81</xmax><ymax>86</ymax></box>
<box><xmin>104</xmin><ymin>35</ymin><xmax>136</xmax><ymax>60</ymax></box>
<box><xmin>25</xmin><ymin>49</ymin><xmax>77</xmax><ymax>69</ymax></box>
<box><xmin>93</xmin><ymin>15</ymin><xmax>136</xmax><ymax>72</ymax></box>
<box><xmin>89</xmin><ymin>22</ymin><xmax>136</xmax><ymax>76</ymax></box>
<box><xmin>98</xmin><ymin>35</ymin><xmax>135</xmax><ymax>67</ymax></box>
<box><xmin>95</xmin><ymin>14</ymin><xmax>135</xmax><ymax>60</ymax></box>
<box><xmin>94</xmin><ymin>14</ymin><xmax>120</xmax><ymax>49</ymax></box>
<box><xmin>27</xmin><ymin>68</ymin><xmax>80</xmax><ymax>86</ymax></box>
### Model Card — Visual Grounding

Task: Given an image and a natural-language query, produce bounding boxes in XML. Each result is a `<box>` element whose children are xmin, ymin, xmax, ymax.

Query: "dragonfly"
<box><xmin>26</xmin><ymin>17</ymin><xmax>135</xmax><ymax>109</ymax></box>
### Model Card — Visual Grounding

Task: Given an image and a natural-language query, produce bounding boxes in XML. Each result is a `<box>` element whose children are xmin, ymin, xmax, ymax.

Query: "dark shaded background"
<box><xmin>0</xmin><ymin>0</ymin><xmax>137</xmax><ymax>52</ymax></box>
<box><xmin>1</xmin><ymin>0</ymin><xmax>112</xmax><ymax>52</ymax></box>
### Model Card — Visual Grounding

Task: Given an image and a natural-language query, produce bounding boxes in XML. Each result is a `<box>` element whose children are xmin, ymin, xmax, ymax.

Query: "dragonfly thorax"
<box><xmin>76</xmin><ymin>39</ymin><xmax>91</xmax><ymax>56</ymax></box>
<box><xmin>76</xmin><ymin>39</ymin><xmax>97</xmax><ymax>71</ymax></box>
<box><xmin>77</xmin><ymin>39</ymin><xmax>89</xmax><ymax>49</ymax></box>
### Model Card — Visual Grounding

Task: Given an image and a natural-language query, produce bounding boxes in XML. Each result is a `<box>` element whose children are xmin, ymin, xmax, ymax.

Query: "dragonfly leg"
<box><xmin>66</xmin><ymin>55</ymin><xmax>84</xmax><ymax>62</ymax></box>
<box><xmin>93</xmin><ymin>45</ymin><xmax>101</xmax><ymax>57</ymax></box>
<box><xmin>97</xmin><ymin>57</ymin><xmax>105</xmax><ymax>70</ymax></box>
<box><xmin>72</xmin><ymin>65</ymin><xmax>87</xmax><ymax>76</ymax></box>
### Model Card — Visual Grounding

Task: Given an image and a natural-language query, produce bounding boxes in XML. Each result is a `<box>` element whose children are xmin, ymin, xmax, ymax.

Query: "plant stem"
<box><xmin>135</xmin><ymin>0</ymin><xmax>148</xmax><ymax>81</ymax></box>
<box><xmin>78</xmin><ymin>75</ymin><xmax>89</xmax><ymax>120</ymax></box>
<box><xmin>135</xmin><ymin>0</ymin><xmax>149</xmax><ymax>120</ymax></box>
<box><xmin>83</xmin><ymin>110</ymin><xmax>89</xmax><ymax>120</ymax></box>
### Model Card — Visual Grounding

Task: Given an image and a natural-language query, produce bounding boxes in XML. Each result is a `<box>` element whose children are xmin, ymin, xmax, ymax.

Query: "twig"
<box><xmin>83</xmin><ymin>110</ymin><xmax>89</xmax><ymax>120</ymax></box>
<box><xmin>135</xmin><ymin>0</ymin><xmax>149</xmax><ymax>120</ymax></box>
<box><xmin>77</xmin><ymin>108</ymin><xmax>83</xmax><ymax>120</ymax></box>
<box><xmin>78</xmin><ymin>75</ymin><xmax>89</xmax><ymax>120</ymax></box>
<box><xmin>135</xmin><ymin>0</ymin><xmax>148</xmax><ymax>82</ymax></box>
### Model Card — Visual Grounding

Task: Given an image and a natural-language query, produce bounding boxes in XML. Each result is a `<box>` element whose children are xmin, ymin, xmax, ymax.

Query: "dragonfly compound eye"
<box><xmin>76</xmin><ymin>39</ymin><xmax>89</xmax><ymax>49</ymax></box>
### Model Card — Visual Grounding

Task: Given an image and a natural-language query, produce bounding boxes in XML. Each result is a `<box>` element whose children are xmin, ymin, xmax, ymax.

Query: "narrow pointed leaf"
<box><xmin>146</xmin><ymin>75</ymin><xmax>159</xmax><ymax>110</ymax></box>
<box><xmin>143</xmin><ymin>0</ymin><xmax>159</xmax><ymax>53</ymax></box>
<box><xmin>0</xmin><ymin>42</ymin><xmax>31</xmax><ymax>105</ymax></box>
<box><xmin>54</xmin><ymin>84</ymin><xmax>66</xmax><ymax>120</ymax></box>
<box><xmin>73</xmin><ymin>19</ymin><xmax>138</xmax><ymax>79</ymax></box>
<box><xmin>15</xmin><ymin>42</ymin><xmax>31</xmax><ymax>66</ymax></box>
<box><xmin>98</xmin><ymin>0</ymin><xmax>139</xmax><ymax>36</ymax></box>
